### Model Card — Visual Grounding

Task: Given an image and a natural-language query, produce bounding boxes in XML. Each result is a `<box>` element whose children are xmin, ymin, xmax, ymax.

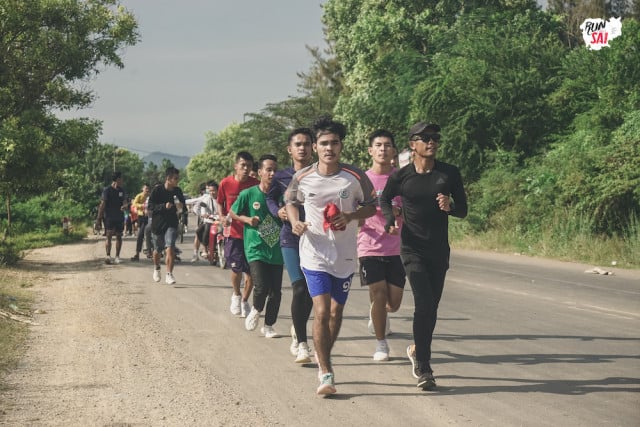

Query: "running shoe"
<box><xmin>261</xmin><ymin>325</ymin><xmax>279</xmax><ymax>338</ymax></box>
<box><xmin>230</xmin><ymin>294</ymin><xmax>241</xmax><ymax>315</ymax></box>
<box><xmin>130</xmin><ymin>254</ymin><xmax>139</xmax><ymax>261</ymax></box>
<box><xmin>165</xmin><ymin>272</ymin><xmax>176</xmax><ymax>285</ymax></box>
<box><xmin>407</xmin><ymin>345</ymin><xmax>420</xmax><ymax>379</ymax></box>
<box><xmin>114</xmin><ymin>257</ymin><xmax>121</xmax><ymax>265</ymax></box>
<box><xmin>373</xmin><ymin>340</ymin><xmax>390</xmax><ymax>361</ymax></box>
<box><xmin>290</xmin><ymin>325</ymin><xmax>299</xmax><ymax>356</ymax></box>
<box><xmin>240</xmin><ymin>300</ymin><xmax>251</xmax><ymax>318</ymax></box>
<box><xmin>190</xmin><ymin>255</ymin><xmax>199</xmax><ymax>263</ymax></box>
<box><xmin>417</xmin><ymin>370</ymin><xmax>436</xmax><ymax>390</ymax></box>
<box><xmin>245</xmin><ymin>307</ymin><xmax>260</xmax><ymax>331</ymax></box>
<box><xmin>295</xmin><ymin>342</ymin><xmax>312</xmax><ymax>364</ymax></box>
<box><xmin>316</xmin><ymin>373</ymin><xmax>336</xmax><ymax>396</ymax></box>
<box><xmin>105</xmin><ymin>256</ymin><xmax>113</xmax><ymax>265</ymax></box>
<box><xmin>153</xmin><ymin>268</ymin><xmax>161</xmax><ymax>283</ymax></box>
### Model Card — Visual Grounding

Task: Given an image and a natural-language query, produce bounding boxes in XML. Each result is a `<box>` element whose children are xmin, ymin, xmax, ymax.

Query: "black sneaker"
<box><xmin>417</xmin><ymin>370</ymin><xmax>436</xmax><ymax>390</ymax></box>
<box><xmin>130</xmin><ymin>254</ymin><xmax>140</xmax><ymax>261</ymax></box>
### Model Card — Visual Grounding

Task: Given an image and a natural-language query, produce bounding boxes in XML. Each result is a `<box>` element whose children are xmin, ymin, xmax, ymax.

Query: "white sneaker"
<box><xmin>230</xmin><ymin>294</ymin><xmax>241</xmax><ymax>315</ymax></box>
<box><xmin>290</xmin><ymin>324</ymin><xmax>299</xmax><ymax>356</ymax></box>
<box><xmin>190</xmin><ymin>255</ymin><xmax>198</xmax><ymax>263</ymax></box>
<box><xmin>295</xmin><ymin>342</ymin><xmax>312</xmax><ymax>364</ymax></box>
<box><xmin>165</xmin><ymin>272</ymin><xmax>176</xmax><ymax>285</ymax></box>
<box><xmin>240</xmin><ymin>300</ymin><xmax>251</xmax><ymax>318</ymax></box>
<box><xmin>261</xmin><ymin>325</ymin><xmax>279</xmax><ymax>338</ymax></box>
<box><xmin>114</xmin><ymin>256</ymin><xmax>121</xmax><ymax>265</ymax></box>
<box><xmin>373</xmin><ymin>339</ymin><xmax>390</xmax><ymax>361</ymax></box>
<box><xmin>153</xmin><ymin>268</ymin><xmax>161</xmax><ymax>282</ymax></box>
<box><xmin>245</xmin><ymin>307</ymin><xmax>260</xmax><ymax>331</ymax></box>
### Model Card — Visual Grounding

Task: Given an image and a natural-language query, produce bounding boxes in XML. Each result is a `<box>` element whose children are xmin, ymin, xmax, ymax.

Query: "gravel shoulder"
<box><xmin>0</xmin><ymin>239</ymin><xmax>275</xmax><ymax>426</ymax></box>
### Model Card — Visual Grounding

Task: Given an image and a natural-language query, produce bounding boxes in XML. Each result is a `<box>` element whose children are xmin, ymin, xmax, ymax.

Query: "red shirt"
<box><xmin>217</xmin><ymin>175</ymin><xmax>259</xmax><ymax>239</ymax></box>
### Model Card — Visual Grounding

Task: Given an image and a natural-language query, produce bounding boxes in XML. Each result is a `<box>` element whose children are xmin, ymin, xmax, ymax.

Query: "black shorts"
<box><xmin>358</xmin><ymin>256</ymin><xmax>406</xmax><ymax>288</ymax></box>
<box><xmin>104</xmin><ymin>217</ymin><xmax>124</xmax><ymax>233</ymax></box>
<box><xmin>196</xmin><ymin>223</ymin><xmax>212</xmax><ymax>246</ymax></box>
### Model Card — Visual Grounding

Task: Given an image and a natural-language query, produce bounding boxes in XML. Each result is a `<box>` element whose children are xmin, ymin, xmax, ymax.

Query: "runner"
<box><xmin>96</xmin><ymin>171</ymin><xmax>128</xmax><ymax>265</ymax></box>
<box><xmin>357</xmin><ymin>130</ymin><xmax>406</xmax><ymax>362</ymax></box>
<box><xmin>188</xmin><ymin>180</ymin><xmax>219</xmax><ymax>263</ymax></box>
<box><xmin>285</xmin><ymin>117</ymin><xmax>376</xmax><ymax>396</ymax></box>
<box><xmin>266</xmin><ymin>128</ymin><xmax>314</xmax><ymax>362</ymax></box>
<box><xmin>380</xmin><ymin>121</ymin><xmax>468</xmax><ymax>390</ymax></box>
<box><xmin>148</xmin><ymin>167</ymin><xmax>186</xmax><ymax>285</ymax></box>
<box><xmin>217</xmin><ymin>152</ymin><xmax>260</xmax><ymax>317</ymax></box>
<box><xmin>230</xmin><ymin>155</ymin><xmax>284</xmax><ymax>338</ymax></box>
<box><xmin>130</xmin><ymin>183</ymin><xmax>150</xmax><ymax>261</ymax></box>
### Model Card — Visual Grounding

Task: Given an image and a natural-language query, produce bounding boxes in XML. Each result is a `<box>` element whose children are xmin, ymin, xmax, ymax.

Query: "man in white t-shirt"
<box><xmin>285</xmin><ymin>117</ymin><xmax>376</xmax><ymax>396</ymax></box>
<box><xmin>186</xmin><ymin>181</ymin><xmax>219</xmax><ymax>262</ymax></box>
<box><xmin>357</xmin><ymin>130</ymin><xmax>406</xmax><ymax>362</ymax></box>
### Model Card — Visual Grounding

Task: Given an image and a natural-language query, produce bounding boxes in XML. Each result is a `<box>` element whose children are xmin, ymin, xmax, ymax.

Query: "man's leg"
<box><xmin>369</xmin><ymin>280</ymin><xmax>389</xmax><ymax>340</ymax></box>
<box><xmin>312</xmin><ymin>293</ymin><xmax>333</xmax><ymax>375</ymax></box>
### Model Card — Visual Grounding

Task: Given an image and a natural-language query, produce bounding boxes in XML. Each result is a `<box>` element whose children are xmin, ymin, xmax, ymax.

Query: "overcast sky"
<box><xmin>59</xmin><ymin>1</ymin><xmax>327</xmax><ymax>157</ymax></box>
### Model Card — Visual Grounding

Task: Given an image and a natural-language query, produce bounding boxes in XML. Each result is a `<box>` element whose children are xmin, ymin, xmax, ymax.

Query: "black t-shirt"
<box><xmin>380</xmin><ymin>160</ymin><xmax>467</xmax><ymax>256</ymax></box>
<box><xmin>101</xmin><ymin>185</ymin><xmax>126</xmax><ymax>221</ymax></box>
<box><xmin>148</xmin><ymin>184</ymin><xmax>186</xmax><ymax>234</ymax></box>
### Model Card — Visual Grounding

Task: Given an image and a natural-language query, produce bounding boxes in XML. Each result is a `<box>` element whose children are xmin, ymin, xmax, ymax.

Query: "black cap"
<box><xmin>408</xmin><ymin>122</ymin><xmax>441</xmax><ymax>138</ymax></box>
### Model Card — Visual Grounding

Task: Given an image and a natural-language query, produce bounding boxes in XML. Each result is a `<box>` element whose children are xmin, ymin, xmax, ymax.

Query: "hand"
<box><xmin>278</xmin><ymin>206</ymin><xmax>288</xmax><ymax>221</ymax></box>
<box><xmin>248</xmin><ymin>216</ymin><xmax>260</xmax><ymax>227</ymax></box>
<box><xmin>292</xmin><ymin>220</ymin><xmax>310</xmax><ymax>236</ymax></box>
<box><xmin>436</xmin><ymin>193</ymin><xmax>451</xmax><ymax>212</ymax></box>
<box><xmin>386</xmin><ymin>223</ymin><xmax>399</xmax><ymax>235</ymax></box>
<box><xmin>330</xmin><ymin>212</ymin><xmax>349</xmax><ymax>230</ymax></box>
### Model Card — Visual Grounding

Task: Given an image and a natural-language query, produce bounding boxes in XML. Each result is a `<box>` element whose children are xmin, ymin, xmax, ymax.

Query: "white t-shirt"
<box><xmin>285</xmin><ymin>162</ymin><xmax>375</xmax><ymax>278</ymax></box>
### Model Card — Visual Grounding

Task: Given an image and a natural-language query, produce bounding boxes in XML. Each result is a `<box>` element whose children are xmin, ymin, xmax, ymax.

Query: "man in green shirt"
<box><xmin>230</xmin><ymin>154</ymin><xmax>284</xmax><ymax>338</ymax></box>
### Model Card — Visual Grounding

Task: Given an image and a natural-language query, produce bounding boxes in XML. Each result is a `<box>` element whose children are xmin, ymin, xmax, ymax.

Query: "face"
<box><xmin>288</xmin><ymin>133</ymin><xmax>313</xmax><ymax>164</ymax></box>
<box><xmin>142</xmin><ymin>185</ymin><xmax>150</xmax><ymax>195</ymax></box>
<box><xmin>258</xmin><ymin>159</ymin><xmax>277</xmax><ymax>185</ymax></box>
<box><xmin>368</xmin><ymin>136</ymin><xmax>396</xmax><ymax>166</ymax></box>
<box><xmin>314</xmin><ymin>132</ymin><xmax>342</xmax><ymax>166</ymax></box>
<box><xmin>410</xmin><ymin>131</ymin><xmax>440</xmax><ymax>159</ymax></box>
<box><xmin>166</xmin><ymin>174</ymin><xmax>180</xmax><ymax>189</ymax></box>
<box><xmin>234</xmin><ymin>158</ymin><xmax>252</xmax><ymax>179</ymax></box>
<box><xmin>207</xmin><ymin>185</ymin><xmax>218</xmax><ymax>198</ymax></box>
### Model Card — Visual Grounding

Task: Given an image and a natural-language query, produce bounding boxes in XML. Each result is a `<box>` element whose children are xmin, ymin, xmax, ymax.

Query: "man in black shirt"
<box><xmin>148</xmin><ymin>167</ymin><xmax>186</xmax><ymax>285</ymax></box>
<box><xmin>97</xmin><ymin>171</ymin><xmax>128</xmax><ymax>265</ymax></box>
<box><xmin>380</xmin><ymin>121</ymin><xmax>468</xmax><ymax>390</ymax></box>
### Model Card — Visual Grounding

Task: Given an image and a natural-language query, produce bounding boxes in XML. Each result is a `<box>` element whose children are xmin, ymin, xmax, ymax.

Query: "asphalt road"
<box><xmin>112</xmin><ymin>224</ymin><xmax>640</xmax><ymax>427</ymax></box>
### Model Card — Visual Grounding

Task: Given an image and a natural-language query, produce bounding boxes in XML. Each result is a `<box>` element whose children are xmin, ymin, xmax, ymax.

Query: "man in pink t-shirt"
<box><xmin>217</xmin><ymin>151</ymin><xmax>260</xmax><ymax>317</ymax></box>
<box><xmin>357</xmin><ymin>129</ymin><xmax>406</xmax><ymax>362</ymax></box>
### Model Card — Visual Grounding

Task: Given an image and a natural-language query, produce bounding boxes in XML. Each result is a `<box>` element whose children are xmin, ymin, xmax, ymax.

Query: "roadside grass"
<box><xmin>0</xmin><ymin>225</ymin><xmax>86</xmax><ymax>387</ymax></box>
<box><xmin>450</xmin><ymin>214</ymin><xmax>640</xmax><ymax>270</ymax></box>
<box><xmin>0</xmin><ymin>268</ymin><xmax>37</xmax><ymax>380</ymax></box>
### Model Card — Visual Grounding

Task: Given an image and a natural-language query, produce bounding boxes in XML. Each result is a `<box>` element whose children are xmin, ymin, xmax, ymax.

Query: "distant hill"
<box><xmin>141</xmin><ymin>152</ymin><xmax>190</xmax><ymax>170</ymax></box>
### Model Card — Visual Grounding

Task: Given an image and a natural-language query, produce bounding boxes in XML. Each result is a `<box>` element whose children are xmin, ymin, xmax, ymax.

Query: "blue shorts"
<box><xmin>301</xmin><ymin>267</ymin><xmax>353</xmax><ymax>305</ymax></box>
<box><xmin>152</xmin><ymin>227</ymin><xmax>178</xmax><ymax>252</ymax></box>
<box><xmin>224</xmin><ymin>237</ymin><xmax>250</xmax><ymax>273</ymax></box>
<box><xmin>281</xmin><ymin>247</ymin><xmax>304</xmax><ymax>284</ymax></box>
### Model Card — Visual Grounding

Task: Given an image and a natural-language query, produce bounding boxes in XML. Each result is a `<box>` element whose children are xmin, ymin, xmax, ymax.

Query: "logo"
<box><xmin>338</xmin><ymin>188</ymin><xmax>349</xmax><ymax>199</ymax></box>
<box><xmin>580</xmin><ymin>17</ymin><xmax>622</xmax><ymax>50</ymax></box>
<box><xmin>342</xmin><ymin>280</ymin><xmax>351</xmax><ymax>293</ymax></box>
<box><xmin>252</xmin><ymin>201</ymin><xmax>261</xmax><ymax>210</ymax></box>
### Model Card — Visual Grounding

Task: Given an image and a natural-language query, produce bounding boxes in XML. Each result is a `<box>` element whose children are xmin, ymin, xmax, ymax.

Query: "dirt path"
<box><xmin>0</xmin><ymin>241</ymin><xmax>275</xmax><ymax>426</ymax></box>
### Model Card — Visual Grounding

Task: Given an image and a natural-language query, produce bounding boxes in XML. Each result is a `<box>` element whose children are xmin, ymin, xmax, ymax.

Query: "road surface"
<box><xmin>1</xmin><ymin>226</ymin><xmax>638</xmax><ymax>426</ymax></box>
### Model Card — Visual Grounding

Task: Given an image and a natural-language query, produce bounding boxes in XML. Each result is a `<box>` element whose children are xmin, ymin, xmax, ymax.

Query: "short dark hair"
<box><xmin>206</xmin><ymin>180</ymin><xmax>218</xmax><ymax>190</ymax></box>
<box><xmin>235</xmin><ymin>151</ymin><xmax>254</xmax><ymax>163</ymax></box>
<box><xmin>288</xmin><ymin>127</ymin><xmax>314</xmax><ymax>145</ymax></box>
<box><xmin>313</xmin><ymin>116</ymin><xmax>346</xmax><ymax>140</ymax></box>
<box><xmin>368</xmin><ymin>129</ymin><xmax>396</xmax><ymax>147</ymax></box>
<box><xmin>258</xmin><ymin>154</ymin><xmax>277</xmax><ymax>169</ymax></box>
<box><xmin>112</xmin><ymin>171</ymin><xmax>122</xmax><ymax>182</ymax></box>
<box><xmin>165</xmin><ymin>166</ymin><xmax>179</xmax><ymax>179</ymax></box>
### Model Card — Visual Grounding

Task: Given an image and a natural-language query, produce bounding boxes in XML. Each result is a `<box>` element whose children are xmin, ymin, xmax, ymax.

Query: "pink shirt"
<box><xmin>357</xmin><ymin>169</ymin><xmax>402</xmax><ymax>257</ymax></box>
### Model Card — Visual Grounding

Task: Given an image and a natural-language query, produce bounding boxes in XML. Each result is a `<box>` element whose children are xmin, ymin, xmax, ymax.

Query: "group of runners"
<box><xmin>96</xmin><ymin>116</ymin><xmax>468</xmax><ymax>396</ymax></box>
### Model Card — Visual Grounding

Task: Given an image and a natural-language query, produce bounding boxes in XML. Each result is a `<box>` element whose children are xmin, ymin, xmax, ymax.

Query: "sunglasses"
<box><xmin>412</xmin><ymin>133</ymin><xmax>441</xmax><ymax>143</ymax></box>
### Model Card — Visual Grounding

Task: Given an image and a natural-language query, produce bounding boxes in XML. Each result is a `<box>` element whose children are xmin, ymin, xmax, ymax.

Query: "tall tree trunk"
<box><xmin>3</xmin><ymin>193</ymin><xmax>11</xmax><ymax>241</ymax></box>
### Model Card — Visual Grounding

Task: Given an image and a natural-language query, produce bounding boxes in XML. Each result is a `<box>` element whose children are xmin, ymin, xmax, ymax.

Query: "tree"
<box><xmin>0</xmin><ymin>0</ymin><xmax>139</xmax><ymax>237</ymax></box>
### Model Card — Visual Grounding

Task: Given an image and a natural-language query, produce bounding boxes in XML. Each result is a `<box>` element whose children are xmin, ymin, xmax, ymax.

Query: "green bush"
<box><xmin>1</xmin><ymin>194</ymin><xmax>89</xmax><ymax>233</ymax></box>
